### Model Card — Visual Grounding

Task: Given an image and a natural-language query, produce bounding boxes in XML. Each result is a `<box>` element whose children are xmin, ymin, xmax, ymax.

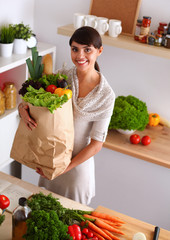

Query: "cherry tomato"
<box><xmin>0</xmin><ymin>195</ymin><xmax>10</xmax><ymax>209</ymax></box>
<box><xmin>141</xmin><ymin>135</ymin><xmax>151</xmax><ymax>145</ymax></box>
<box><xmin>130</xmin><ymin>134</ymin><xmax>140</xmax><ymax>144</ymax></box>
<box><xmin>82</xmin><ymin>228</ymin><xmax>89</xmax><ymax>235</ymax></box>
<box><xmin>46</xmin><ymin>84</ymin><xmax>57</xmax><ymax>93</ymax></box>
<box><xmin>92</xmin><ymin>236</ymin><xmax>99</xmax><ymax>240</ymax></box>
<box><xmin>87</xmin><ymin>231</ymin><xmax>94</xmax><ymax>238</ymax></box>
<box><xmin>81</xmin><ymin>235</ymin><xmax>87</xmax><ymax>240</ymax></box>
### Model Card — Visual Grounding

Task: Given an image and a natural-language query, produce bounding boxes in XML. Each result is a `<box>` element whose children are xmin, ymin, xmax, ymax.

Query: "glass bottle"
<box><xmin>134</xmin><ymin>19</ymin><xmax>142</xmax><ymax>41</ymax></box>
<box><xmin>4</xmin><ymin>82</ymin><xmax>17</xmax><ymax>109</ymax></box>
<box><xmin>12</xmin><ymin>197</ymin><xmax>31</xmax><ymax>240</ymax></box>
<box><xmin>0</xmin><ymin>88</ymin><xmax>5</xmax><ymax>116</ymax></box>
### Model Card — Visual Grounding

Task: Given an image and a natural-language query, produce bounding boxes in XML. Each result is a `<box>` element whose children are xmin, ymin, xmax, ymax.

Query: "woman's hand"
<box><xmin>18</xmin><ymin>103</ymin><xmax>37</xmax><ymax>130</ymax></box>
<box><xmin>36</xmin><ymin>168</ymin><xmax>49</xmax><ymax>179</ymax></box>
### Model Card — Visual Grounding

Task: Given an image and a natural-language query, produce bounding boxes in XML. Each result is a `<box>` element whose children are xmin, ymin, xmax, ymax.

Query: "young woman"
<box><xmin>19</xmin><ymin>26</ymin><xmax>115</xmax><ymax>205</ymax></box>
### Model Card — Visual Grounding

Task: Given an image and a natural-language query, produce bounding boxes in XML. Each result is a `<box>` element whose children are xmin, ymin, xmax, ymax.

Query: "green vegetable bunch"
<box><xmin>24</xmin><ymin>210</ymin><xmax>71</xmax><ymax>240</ymax></box>
<box><xmin>0</xmin><ymin>25</ymin><xmax>15</xmax><ymax>43</ymax></box>
<box><xmin>0</xmin><ymin>214</ymin><xmax>5</xmax><ymax>226</ymax></box>
<box><xmin>109</xmin><ymin>95</ymin><xmax>149</xmax><ymax>131</ymax></box>
<box><xmin>22</xmin><ymin>85</ymin><xmax>68</xmax><ymax>113</ymax></box>
<box><xmin>10</xmin><ymin>22</ymin><xmax>33</xmax><ymax>40</ymax></box>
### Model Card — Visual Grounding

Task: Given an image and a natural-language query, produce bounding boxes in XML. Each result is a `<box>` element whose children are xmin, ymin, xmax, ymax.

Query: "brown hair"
<box><xmin>69</xmin><ymin>26</ymin><xmax>102</xmax><ymax>72</ymax></box>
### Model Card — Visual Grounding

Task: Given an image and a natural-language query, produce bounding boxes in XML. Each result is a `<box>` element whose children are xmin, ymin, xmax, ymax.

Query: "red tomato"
<box><xmin>87</xmin><ymin>231</ymin><xmax>94</xmax><ymax>238</ymax></box>
<box><xmin>92</xmin><ymin>237</ymin><xmax>99</xmax><ymax>240</ymax></box>
<box><xmin>0</xmin><ymin>195</ymin><xmax>10</xmax><ymax>209</ymax></box>
<box><xmin>130</xmin><ymin>134</ymin><xmax>140</xmax><ymax>144</ymax></box>
<box><xmin>141</xmin><ymin>135</ymin><xmax>151</xmax><ymax>145</ymax></box>
<box><xmin>82</xmin><ymin>228</ymin><xmax>89</xmax><ymax>235</ymax></box>
<box><xmin>81</xmin><ymin>235</ymin><xmax>87</xmax><ymax>240</ymax></box>
<box><xmin>46</xmin><ymin>84</ymin><xmax>57</xmax><ymax>93</ymax></box>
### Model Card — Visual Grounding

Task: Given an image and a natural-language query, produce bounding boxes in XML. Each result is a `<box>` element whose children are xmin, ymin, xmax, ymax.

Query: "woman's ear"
<box><xmin>98</xmin><ymin>46</ymin><xmax>103</xmax><ymax>56</ymax></box>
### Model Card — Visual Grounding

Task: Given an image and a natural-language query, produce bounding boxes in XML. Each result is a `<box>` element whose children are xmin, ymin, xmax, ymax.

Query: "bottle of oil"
<box><xmin>12</xmin><ymin>197</ymin><xmax>31</xmax><ymax>240</ymax></box>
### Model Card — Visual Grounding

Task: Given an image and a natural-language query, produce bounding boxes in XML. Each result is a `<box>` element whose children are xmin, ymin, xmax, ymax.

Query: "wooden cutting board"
<box><xmin>95</xmin><ymin>206</ymin><xmax>170</xmax><ymax>240</ymax></box>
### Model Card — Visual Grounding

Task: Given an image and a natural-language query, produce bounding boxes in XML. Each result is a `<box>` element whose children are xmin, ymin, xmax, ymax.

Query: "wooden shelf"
<box><xmin>57</xmin><ymin>24</ymin><xmax>170</xmax><ymax>59</ymax></box>
<box><xmin>104</xmin><ymin>125</ymin><xmax>170</xmax><ymax>169</ymax></box>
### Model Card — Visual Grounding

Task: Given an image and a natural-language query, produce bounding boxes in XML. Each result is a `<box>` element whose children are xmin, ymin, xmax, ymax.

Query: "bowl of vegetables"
<box><xmin>109</xmin><ymin>95</ymin><xmax>149</xmax><ymax>133</ymax></box>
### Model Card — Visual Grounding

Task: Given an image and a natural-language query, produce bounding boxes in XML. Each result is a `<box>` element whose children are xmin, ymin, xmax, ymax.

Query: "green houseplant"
<box><xmin>10</xmin><ymin>22</ymin><xmax>33</xmax><ymax>54</ymax></box>
<box><xmin>109</xmin><ymin>95</ymin><xmax>149</xmax><ymax>133</ymax></box>
<box><xmin>0</xmin><ymin>25</ymin><xmax>15</xmax><ymax>57</ymax></box>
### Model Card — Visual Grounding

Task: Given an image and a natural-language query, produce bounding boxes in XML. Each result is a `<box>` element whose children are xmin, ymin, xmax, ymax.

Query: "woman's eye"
<box><xmin>85</xmin><ymin>48</ymin><xmax>91</xmax><ymax>53</ymax></box>
<box><xmin>72</xmin><ymin>47</ymin><xmax>78</xmax><ymax>52</ymax></box>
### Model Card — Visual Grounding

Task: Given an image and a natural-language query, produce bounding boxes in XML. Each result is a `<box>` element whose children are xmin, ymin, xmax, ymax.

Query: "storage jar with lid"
<box><xmin>12</xmin><ymin>197</ymin><xmax>31</xmax><ymax>240</ymax></box>
<box><xmin>4</xmin><ymin>82</ymin><xmax>17</xmax><ymax>109</ymax></box>
<box><xmin>164</xmin><ymin>34</ymin><xmax>170</xmax><ymax>48</ymax></box>
<box><xmin>155</xmin><ymin>34</ymin><xmax>162</xmax><ymax>46</ymax></box>
<box><xmin>0</xmin><ymin>88</ymin><xmax>5</xmax><ymax>116</ymax></box>
<box><xmin>158</xmin><ymin>22</ymin><xmax>167</xmax><ymax>34</ymax></box>
<box><xmin>142</xmin><ymin>16</ymin><xmax>151</xmax><ymax>27</ymax></box>
<box><xmin>134</xmin><ymin>19</ymin><xmax>142</xmax><ymax>41</ymax></box>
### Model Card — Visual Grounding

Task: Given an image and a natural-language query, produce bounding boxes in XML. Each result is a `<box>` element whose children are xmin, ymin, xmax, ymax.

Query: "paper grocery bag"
<box><xmin>10</xmin><ymin>99</ymin><xmax>74</xmax><ymax>180</ymax></box>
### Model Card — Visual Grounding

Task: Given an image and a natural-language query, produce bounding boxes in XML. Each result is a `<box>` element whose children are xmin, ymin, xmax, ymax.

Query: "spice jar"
<box><xmin>158</xmin><ymin>22</ymin><xmax>167</xmax><ymax>34</ymax></box>
<box><xmin>0</xmin><ymin>88</ymin><xmax>5</xmax><ymax>116</ymax></box>
<box><xmin>155</xmin><ymin>34</ymin><xmax>162</xmax><ymax>46</ymax></box>
<box><xmin>147</xmin><ymin>33</ymin><xmax>156</xmax><ymax>45</ymax></box>
<box><xmin>142</xmin><ymin>16</ymin><xmax>151</xmax><ymax>27</ymax></box>
<box><xmin>4</xmin><ymin>82</ymin><xmax>17</xmax><ymax>109</ymax></box>
<box><xmin>164</xmin><ymin>34</ymin><xmax>170</xmax><ymax>49</ymax></box>
<box><xmin>12</xmin><ymin>197</ymin><xmax>31</xmax><ymax>240</ymax></box>
<box><xmin>134</xmin><ymin>19</ymin><xmax>142</xmax><ymax>41</ymax></box>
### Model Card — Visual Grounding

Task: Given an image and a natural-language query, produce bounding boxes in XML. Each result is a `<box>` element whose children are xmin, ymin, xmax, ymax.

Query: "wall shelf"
<box><xmin>57</xmin><ymin>24</ymin><xmax>170</xmax><ymax>60</ymax></box>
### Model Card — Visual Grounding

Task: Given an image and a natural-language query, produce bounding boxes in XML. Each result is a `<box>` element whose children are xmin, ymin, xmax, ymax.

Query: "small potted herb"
<box><xmin>0</xmin><ymin>25</ymin><xmax>15</xmax><ymax>57</ymax></box>
<box><xmin>10</xmin><ymin>22</ymin><xmax>33</xmax><ymax>54</ymax></box>
<box><xmin>109</xmin><ymin>95</ymin><xmax>149</xmax><ymax>134</ymax></box>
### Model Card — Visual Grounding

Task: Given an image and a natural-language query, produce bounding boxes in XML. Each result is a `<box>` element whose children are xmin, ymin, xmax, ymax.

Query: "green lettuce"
<box><xmin>22</xmin><ymin>85</ymin><xmax>68</xmax><ymax>113</ymax></box>
<box><xmin>109</xmin><ymin>95</ymin><xmax>149</xmax><ymax>131</ymax></box>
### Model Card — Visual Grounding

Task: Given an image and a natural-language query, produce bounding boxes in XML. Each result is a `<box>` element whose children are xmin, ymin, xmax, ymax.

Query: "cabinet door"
<box><xmin>0</xmin><ymin>111</ymin><xmax>20</xmax><ymax>169</ymax></box>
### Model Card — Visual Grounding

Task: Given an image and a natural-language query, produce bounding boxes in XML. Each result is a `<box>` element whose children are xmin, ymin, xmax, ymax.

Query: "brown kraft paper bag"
<box><xmin>10</xmin><ymin>99</ymin><xmax>74</xmax><ymax>180</ymax></box>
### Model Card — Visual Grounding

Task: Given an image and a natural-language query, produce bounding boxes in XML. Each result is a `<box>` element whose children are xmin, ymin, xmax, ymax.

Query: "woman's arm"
<box><xmin>63</xmin><ymin>139</ymin><xmax>103</xmax><ymax>174</ymax></box>
<box><xmin>18</xmin><ymin>103</ymin><xmax>37</xmax><ymax>130</ymax></box>
<box><xmin>36</xmin><ymin>139</ymin><xmax>103</xmax><ymax>178</ymax></box>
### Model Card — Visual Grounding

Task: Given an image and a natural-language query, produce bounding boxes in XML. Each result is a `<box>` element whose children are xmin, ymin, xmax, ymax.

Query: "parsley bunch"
<box><xmin>109</xmin><ymin>95</ymin><xmax>149</xmax><ymax>131</ymax></box>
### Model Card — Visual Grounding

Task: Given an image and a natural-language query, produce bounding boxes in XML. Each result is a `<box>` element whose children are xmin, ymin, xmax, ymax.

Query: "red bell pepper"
<box><xmin>68</xmin><ymin>224</ymin><xmax>82</xmax><ymax>240</ymax></box>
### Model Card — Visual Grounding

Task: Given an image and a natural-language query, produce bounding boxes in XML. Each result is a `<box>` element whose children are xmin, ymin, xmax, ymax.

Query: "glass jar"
<box><xmin>155</xmin><ymin>34</ymin><xmax>162</xmax><ymax>46</ymax></box>
<box><xmin>12</xmin><ymin>197</ymin><xmax>31</xmax><ymax>240</ymax></box>
<box><xmin>4</xmin><ymin>82</ymin><xmax>17</xmax><ymax>109</ymax></box>
<box><xmin>164</xmin><ymin>34</ymin><xmax>170</xmax><ymax>49</ymax></box>
<box><xmin>142</xmin><ymin>16</ymin><xmax>151</xmax><ymax>27</ymax></box>
<box><xmin>0</xmin><ymin>88</ymin><xmax>5</xmax><ymax>116</ymax></box>
<box><xmin>158</xmin><ymin>22</ymin><xmax>167</xmax><ymax>34</ymax></box>
<box><xmin>147</xmin><ymin>33</ymin><xmax>155</xmax><ymax>45</ymax></box>
<box><xmin>134</xmin><ymin>19</ymin><xmax>142</xmax><ymax>41</ymax></box>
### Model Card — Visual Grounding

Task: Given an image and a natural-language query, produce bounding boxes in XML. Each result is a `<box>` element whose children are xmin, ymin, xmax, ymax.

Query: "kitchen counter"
<box><xmin>104</xmin><ymin>125</ymin><xmax>170</xmax><ymax>168</ymax></box>
<box><xmin>0</xmin><ymin>171</ymin><xmax>170</xmax><ymax>240</ymax></box>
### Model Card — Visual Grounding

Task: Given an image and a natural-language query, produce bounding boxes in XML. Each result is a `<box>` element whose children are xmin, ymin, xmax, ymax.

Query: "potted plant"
<box><xmin>109</xmin><ymin>95</ymin><xmax>149</xmax><ymax>134</ymax></box>
<box><xmin>0</xmin><ymin>25</ymin><xmax>15</xmax><ymax>57</ymax></box>
<box><xmin>10</xmin><ymin>22</ymin><xmax>33</xmax><ymax>54</ymax></box>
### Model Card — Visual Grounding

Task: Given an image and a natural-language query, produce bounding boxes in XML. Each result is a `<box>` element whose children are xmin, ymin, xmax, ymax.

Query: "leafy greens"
<box><xmin>109</xmin><ymin>95</ymin><xmax>149</xmax><ymax>131</ymax></box>
<box><xmin>22</xmin><ymin>85</ymin><xmax>68</xmax><ymax>113</ymax></box>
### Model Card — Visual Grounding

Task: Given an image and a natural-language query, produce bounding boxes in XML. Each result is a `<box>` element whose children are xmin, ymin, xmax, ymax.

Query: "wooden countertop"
<box><xmin>0</xmin><ymin>171</ymin><xmax>170</xmax><ymax>240</ymax></box>
<box><xmin>104</xmin><ymin>125</ymin><xmax>170</xmax><ymax>168</ymax></box>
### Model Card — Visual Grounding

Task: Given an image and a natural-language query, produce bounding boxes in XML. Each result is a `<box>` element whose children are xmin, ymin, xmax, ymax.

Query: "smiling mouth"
<box><xmin>77</xmin><ymin>59</ymin><xmax>88</xmax><ymax>65</ymax></box>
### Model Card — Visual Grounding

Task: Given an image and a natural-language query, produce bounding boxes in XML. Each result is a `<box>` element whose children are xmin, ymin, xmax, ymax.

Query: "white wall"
<box><xmin>0</xmin><ymin>0</ymin><xmax>170</xmax><ymax>231</ymax></box>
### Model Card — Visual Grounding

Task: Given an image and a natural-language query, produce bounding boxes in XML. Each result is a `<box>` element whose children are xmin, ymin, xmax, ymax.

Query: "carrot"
<box><xmin>83</xmin><ymin>214</ymin><xmax>121</xmax><ymax>228</ymax></box>
<box><xmin>91</xmin><ymin>211</ymin><xmax>125</xmax><ymax>224</ymax></box>
<box><xmin>89</xmin><ymin>229</ymin><xmax>105</xmax><ymax>240</ymax></box>
<box><xmin>86</xmin><ymin>220</ymin><xmax>112</xmax><ymax>240</ymax></box>
<box><xmin>102</xmin><ymin>229</ymin><xmax>121</xmax><ymax>240</ymax></box>
<box><xmin>94</xmin><ymin>218</ymin><xmax>124</xmax><ymax>235</ymax></box>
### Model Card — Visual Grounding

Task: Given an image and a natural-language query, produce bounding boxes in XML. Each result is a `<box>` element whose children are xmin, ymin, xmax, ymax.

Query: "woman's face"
<box><xmin>70</xmin><ymin>41</ymin><xmax>103</xmax><ymax>72</ymax></box>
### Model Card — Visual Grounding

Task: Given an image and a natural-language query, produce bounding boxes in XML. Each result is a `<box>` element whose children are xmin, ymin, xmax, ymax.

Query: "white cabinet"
<box><xmin>0</xmin><ymin>42</ymin><xmax>56</xmax><ymax>169</ymax></box>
